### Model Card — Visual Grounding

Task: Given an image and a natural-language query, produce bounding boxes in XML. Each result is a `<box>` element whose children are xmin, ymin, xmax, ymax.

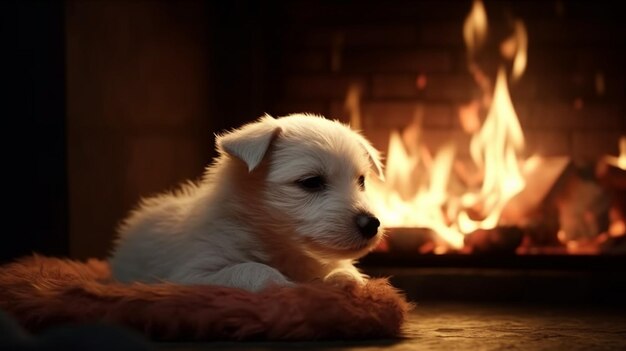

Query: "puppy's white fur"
<box><xmin>110</xmin><ymin>114</ymin><xmax>384</xmax><ymax>292</ymax></box>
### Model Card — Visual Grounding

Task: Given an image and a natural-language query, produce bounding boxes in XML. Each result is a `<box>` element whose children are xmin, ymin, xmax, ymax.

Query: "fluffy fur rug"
<box><xmin>0</xmin><ymin>255</ymin><xmax>411</xmax><ymax>341</ymax></box>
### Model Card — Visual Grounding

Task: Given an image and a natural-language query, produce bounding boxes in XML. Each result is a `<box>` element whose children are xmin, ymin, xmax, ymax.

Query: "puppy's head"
<box><xmin>217</xmin><ymin>113</ymin><xmax>384</xmax><ymax>259</ymax></box>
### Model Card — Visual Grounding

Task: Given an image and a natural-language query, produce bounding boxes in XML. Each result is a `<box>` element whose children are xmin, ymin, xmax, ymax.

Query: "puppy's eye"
<box><xmin>358</xmin><ymin>175</ymin><xmax>365</xmax><ymax>191</ymax></box>
<box><xmin>297</xmin><ymin>176</ymin><xmax>326</xmax><ymax>192</ymax></box>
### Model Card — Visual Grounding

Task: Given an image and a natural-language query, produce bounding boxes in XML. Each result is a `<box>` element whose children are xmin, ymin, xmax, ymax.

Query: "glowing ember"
<box><xmin>608</xmin><ymin>207</ymin><xmax>625</xmax><ymax>238</ymax></box>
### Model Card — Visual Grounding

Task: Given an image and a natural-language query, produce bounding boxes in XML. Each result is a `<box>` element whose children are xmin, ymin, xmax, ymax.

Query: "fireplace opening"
<box><xmin>269</xmin><ymin>0</ymin><xmax>625</xmax><ymax>264</ymax></box>
<box><xmin>260</xmin><ymin>0</ymin><xmax>626</xmax><ymax>303</ymax></box>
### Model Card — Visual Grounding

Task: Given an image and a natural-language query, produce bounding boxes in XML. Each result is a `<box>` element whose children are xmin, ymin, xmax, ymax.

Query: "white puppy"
<box><xmin>110</xmin><ymin>114</ymin><xmax>384</xmax><ymax>292</ymax></box>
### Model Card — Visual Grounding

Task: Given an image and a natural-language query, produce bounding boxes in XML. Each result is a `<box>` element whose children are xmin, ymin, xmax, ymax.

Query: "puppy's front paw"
<box><xmin>199</xmin><ymin>262</ymin><xmax>292</xmax><ymax>292</ymax></box>
<box><xmin>323</xmin><ymin>269</ymin><xmax>366</xmax><ymax>289</ymax></box>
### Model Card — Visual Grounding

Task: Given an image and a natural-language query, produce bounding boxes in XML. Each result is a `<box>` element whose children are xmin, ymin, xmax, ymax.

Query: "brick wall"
<box><xmin>269</xmin><ymin>0</ymin><xmax>625</xmax><ymax>164</ymax></box>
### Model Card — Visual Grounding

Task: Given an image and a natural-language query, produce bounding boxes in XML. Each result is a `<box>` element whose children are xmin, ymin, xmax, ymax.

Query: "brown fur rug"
<box><xmin>0</xmin><ymin>255</ymin><xmax>411</xmax><ymax>341</ymax></box>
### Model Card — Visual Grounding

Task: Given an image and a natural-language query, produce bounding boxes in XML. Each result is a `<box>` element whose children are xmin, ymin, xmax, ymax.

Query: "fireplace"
<box><xmin>253</xmin><ymin>0</ymin><xmax>625</xmax><ymax>304</ymax></box>
<box><xmin>264</xmin><ymin>0</ymin><xmax>626</xmax><ymax>261</ymax></box>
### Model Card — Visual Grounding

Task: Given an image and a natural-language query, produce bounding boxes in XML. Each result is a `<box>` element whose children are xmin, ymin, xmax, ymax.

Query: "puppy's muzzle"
<box><xmin>355</xmin><ymin>213</ymin><xmax>380</xmax><ymax>239</ymax></box>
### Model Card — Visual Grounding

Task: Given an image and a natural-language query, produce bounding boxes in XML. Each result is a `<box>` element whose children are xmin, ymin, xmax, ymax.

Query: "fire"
<box><xmin>365</xmin><ymin>0</ymin><xmax>528</xmax><ymax>250</ymax></box>
<box><xmin>604</xmin><ymin>136</ymin><xmax>626</xmax><ymax>238</ymax></box>
<box><xmin>463</xmin><ymin>0</ymin><xmax>488</xmax><ymax>56</ymax></box>
<box><xmin>500</xmin><ymin>20</ymin><xmax>528</xmax><ymax>82</ymax></box>
<box><xmin>604</xmin><ymin>136</ymin><xmax>626</xmax><ymax>170</ymax></box>
<box><xmin>368</xmin><ymin>132</ymin><xmax>463</xmax><ymax>248</ymax></box>
<box><xmin>458</xmin><ymin>67</ymin><xmax>526</xmax><ymax>234</ymax></box>
<box><xmin>368</xmin><ymin>67</ymin><xmax>526</xmax><ymax>249</ymax></box>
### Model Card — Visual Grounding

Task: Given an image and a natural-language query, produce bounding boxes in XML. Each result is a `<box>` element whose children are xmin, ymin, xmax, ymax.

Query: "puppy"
<box><xmin>110</xmin><ymin>114</ymin><xmax>384</xmax><ymax>292</ymax></box>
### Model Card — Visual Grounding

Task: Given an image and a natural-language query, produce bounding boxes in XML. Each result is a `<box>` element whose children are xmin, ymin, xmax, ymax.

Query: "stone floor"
<box><xmin>160</xmin><ymin>302</ymin><xmax>626</xmax><ymax>351</ymax></box>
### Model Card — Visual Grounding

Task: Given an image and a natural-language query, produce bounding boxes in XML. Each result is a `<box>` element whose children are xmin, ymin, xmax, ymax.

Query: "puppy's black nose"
<box><xmin>355</xmin><ymin>214</ymin><xmax>380</xmax><ymax>239</ymax></box>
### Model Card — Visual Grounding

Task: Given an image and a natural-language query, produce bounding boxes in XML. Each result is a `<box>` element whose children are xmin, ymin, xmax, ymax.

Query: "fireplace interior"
<box><xmin>3</xmin><ymin>1</ymin><xmax>626</xmax><ymax>348</ymax></box>
<box><xmin>272</xmin><ymin>0</ymin><xmax>625</xmax><ymax>258</ymax></box>
<box><xmin>270</xmin><ymin>0</ymin><xmax>626</xmax><ymax>306</ymax></box>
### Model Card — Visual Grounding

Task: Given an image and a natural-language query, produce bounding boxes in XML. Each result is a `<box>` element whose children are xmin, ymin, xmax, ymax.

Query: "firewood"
<box><xmin>384</xmin><ymin>227</ymin><xmax>434</xmax><ymax>253</ymax></box>
<box><xmin>464</xmin><ymin>226</ymin><xmax>524</xmax><ymax>254</ymax></box>
<box><xmin>501</xmin><ymin>156</ymin><xmax>573</xmax><ymax>225</ymax></box>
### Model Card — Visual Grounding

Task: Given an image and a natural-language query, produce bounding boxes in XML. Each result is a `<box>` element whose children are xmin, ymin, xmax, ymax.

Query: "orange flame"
<box><xmin>502</xmin><ymin>20</ymin><xmax>528</xmax><ymax>82</ymax></box>
<box><xmin>604</xmin><ymin>136</ymin><xmax>626</xmax><ymax>170</ymax></box>
<box><xmin>464</xmin><ymin>0</ymin><xmax>488</xmax><ymax>55</ymax></box>
<box><xmin>365</xmin><ymin>0</ymin><xmax>528</xmax><ymax>251</ymax></box>
<box><xmin>458</xmin><ymin>67</ymin><xmax>526</xmax><ymax>233</ymax></box>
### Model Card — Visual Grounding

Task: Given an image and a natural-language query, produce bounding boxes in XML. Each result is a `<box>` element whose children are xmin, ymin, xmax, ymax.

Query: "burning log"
<box><xmin>502</xmin><ymin>156</ymin><xmax>619</xmax><ymax>254</ymax></box>
<box><xmin>595</xmin><ymin>145</ymin><xmax>626</xmax><ymax>254</ymax></box>
<box><xmin>596</xmin><ymin>152</ymin><xmax>626</xmax><ymax>234</ymax></box>
<box><xmin>600</xmin><ymin>235</ymin><xmax>626</xmax><ymax>255</ymax></box>
<box><xmin>383</xmin><ymin>226</ymin><xmax>527</xmax><ymax>255</ymax></box>
<box><xmin>500</xmin><ymin>156</ymin><xmax>574</xmax><ymax>250</ymax></box>
<box><xmin>556</xmin><ymin>173</ymin><xmax>610</xmax><ymax>243</ymax></box>
<box><xmin>463</xmin><ymin>226</ymin><xmax>524</xmax><ymax>254</ymax></box>
<box><xmin>501</xmin><ymin>156</ymin><xmax>572</xmax><ymax>226</ymax></box>
<box><xmin>383</xmin><ymin>227</ymin><xmax>435</xmax><ymax>254</ymax></box>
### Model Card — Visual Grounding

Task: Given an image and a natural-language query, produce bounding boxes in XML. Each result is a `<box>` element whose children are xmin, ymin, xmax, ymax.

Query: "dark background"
<box><xmin>3</xmin><ymin>0</ymin><xmax>69</xmax><ymax>262</ymax></box>
<box><xmin>2</xmin><ymin>0</ymin><xmax>285</xmax><ymax>262</ymax></box>
<box><xmin>2</xmin><ymin>0</ymin><xmax>624</xmax><ymax>262</ymax></box>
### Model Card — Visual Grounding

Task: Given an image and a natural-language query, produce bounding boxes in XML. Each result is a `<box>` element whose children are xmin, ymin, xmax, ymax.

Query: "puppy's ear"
<box><xmin>356</xmin><ymin>135</ymin><xmax>385</xmax><ymax>181</ymax></box>
<box><xmin>217</xmin><ymin>114</ymin><xmax>282</xmax><ymax>172</ymax></box>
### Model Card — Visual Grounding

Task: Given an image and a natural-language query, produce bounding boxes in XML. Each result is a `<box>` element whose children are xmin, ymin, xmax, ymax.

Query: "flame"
<box><xmin>608</xmin><ymin>207</ymin><xmax>625</xmax><ymax>237</ymax></box>
<box><xmin>368</xmin><ymin>136</ymin><xmax>465</xmax><ymax>248</ymax></box>
<box><xmin>464</xmin><ymin>0</ymin><xmax>488</xmax><ymax>55</ymax></box>
<box><xmin>366</xmin><ymin>0</ymin><xmax>528</xmax><ymax>251</ymax></box>
<box><xmin>619</xmin><ymin>137</ymin><xmax>626</xmax><ymax>169</ymax></box>
<box><xmin>458</xmin><ymin>67</ymin><xmax>526</xmax><ymax>233</ymax></box>
<box><xmin>510</xmin><ymin>20</ymin><xmax>528</xmax><ymax>81</ymax></box>
<box><xmin>369</xmin><ymin>67</ymin><xmax>526</xmax><ymax>249</ymax></box>
<box><xmin>602</xmin><ymin>136</ymin><xmax>626</xmax><ymax>170</ymax></box>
